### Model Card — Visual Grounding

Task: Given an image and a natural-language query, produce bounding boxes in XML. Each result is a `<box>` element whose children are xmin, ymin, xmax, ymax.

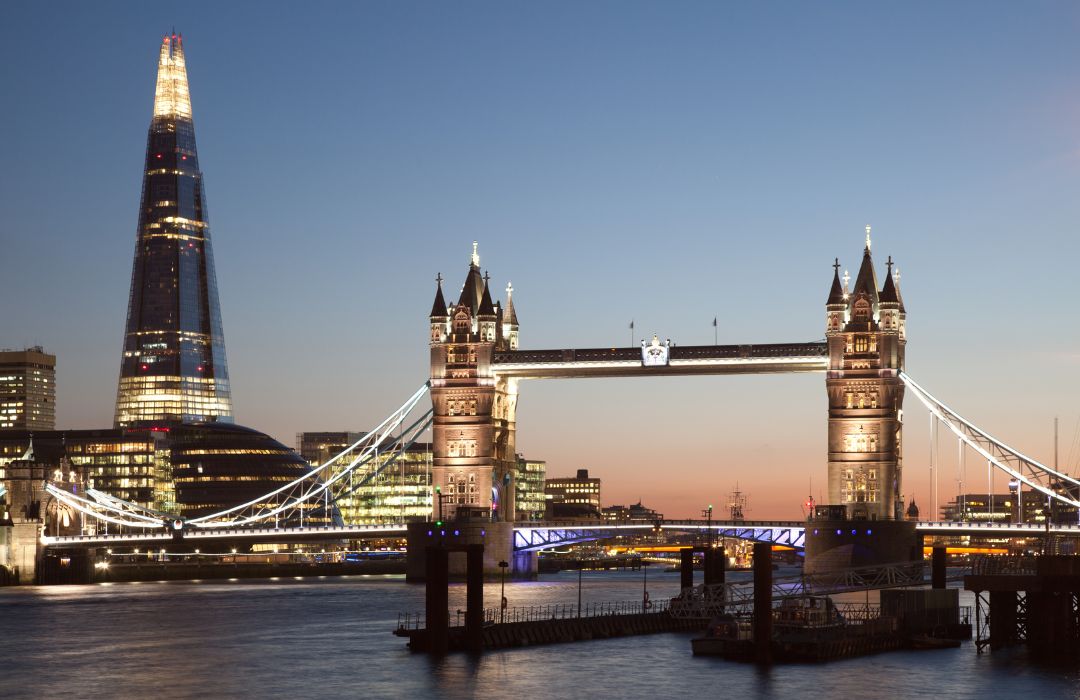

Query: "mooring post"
<box><xmin>425</xmin><ymin>546</ymin><xmax>449</xmax><ymax>654</ymax></box>
<box><xmin>753</xmin><ymin>542</ymin><xmax>773</xmax><ymax>664</ymax></box>
<box><xmin>465</xmin><ymin>544</ymin><xmax>484</xmax><ymax>653</ymax></box>
<box><xmin>932</xmin><ymin>546</ymin><xmax>946</xmax><ymax>589</ymax></box>
<box><xmin>680</xmin><ymin>548</ymin><xmax>694</xmax><ymax>591</ymax></box>
<box><xmin>715</xmin><ymin>546</ymin><xmax>726</xmax><ymax>587</ymax></box>
<box><xmin>989</xmin><ymin>590</ymin><xmax>1018</xmax><ymax>650</ymax></box>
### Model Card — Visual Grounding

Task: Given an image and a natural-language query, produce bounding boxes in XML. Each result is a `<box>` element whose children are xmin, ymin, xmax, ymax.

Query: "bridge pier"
<box><xmin>678</xmin><ymin>546</ymin><xmax>725</xmax><ymax>591</ymax></box>
<box><xmin>752</xmin><ymin>542</ymin><xmax>773</xmax><ymax>664</ymax></box>
<box><xmin>804</xmin><ymin>518</ymin><xmax>919</xmax><ymax>574</ymax></box>
<box><xmin>2</xmin><ymin>522</ymin><xmax>42</xmax><ymax>584</ymax></box>
<box><xmin>406</xmin><ymin>520</ymin><xmax>536</xmax><ymax>581</ymax></box>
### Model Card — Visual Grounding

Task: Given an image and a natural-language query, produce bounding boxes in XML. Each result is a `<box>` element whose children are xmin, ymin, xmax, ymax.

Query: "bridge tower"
<box><xmin>428</xmin><ymin>243</ymin><xmax>519</xmax><ymax>523</ymax></box>
<box><xmin>825</xmin><ymin>228</ymin><xmax>907</xmax><ymax>520</ymax></box>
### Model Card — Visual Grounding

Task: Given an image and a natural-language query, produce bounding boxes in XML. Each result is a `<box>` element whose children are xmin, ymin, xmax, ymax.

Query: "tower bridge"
<box><xmin>425</xmin><ymin>233</ymin><xmax>906</xmax><ymax>530</ymax></box>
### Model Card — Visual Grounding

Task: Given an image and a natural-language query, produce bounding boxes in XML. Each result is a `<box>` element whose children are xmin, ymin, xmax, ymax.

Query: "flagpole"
<box><xmin>713</xmin><ymin>316</ymin><xmax>718</xmax><ymax>345</ymax></box>
<box><xmin>630</xmin><ymin>320</ymin><xmax>635</xmax><ymax>346</ymax></box>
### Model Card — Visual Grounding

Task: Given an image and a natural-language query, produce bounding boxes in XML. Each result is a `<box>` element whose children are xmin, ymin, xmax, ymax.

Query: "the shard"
<box><xmin>115</xmin><ymin>34</ymin><xmax>233</xmax><ymax>426</ymax></box>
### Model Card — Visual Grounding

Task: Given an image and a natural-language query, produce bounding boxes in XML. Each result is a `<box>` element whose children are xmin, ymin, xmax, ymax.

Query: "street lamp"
<box><xmin>498</xmin><ymin>560</ymin><xmax>509</xmax><ymax>624</ymax></box>
<box><xmin>435</xmin><ymin>486</ymin><xmax>447</xmax><ymax>526</ymax></box>
<box><xmin>702</xmin><ymin>504</ymin><xmax>714</xmax><ymax>549</ymax></box>
<box><xmin>642</xmin><ymin>560</ymin><xmax>651</xmax><ymax>612</ymax></box>
<box><xmin>577</xmin><ymin>561</ymin><xmax>584</xmax><ymax>618</ymax></box>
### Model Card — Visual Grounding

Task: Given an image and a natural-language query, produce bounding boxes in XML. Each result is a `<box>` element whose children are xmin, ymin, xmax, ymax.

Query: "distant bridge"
<box><xmin>40</xmin><ymin>518</ymin><xmax>1079</xmax><ymax>552</ymax></box>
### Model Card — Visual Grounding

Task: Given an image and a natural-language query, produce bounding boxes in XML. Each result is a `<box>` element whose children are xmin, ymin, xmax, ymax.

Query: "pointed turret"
<box><xmin>851</xmin><ymin>234</ymin><xmax>879</xmax><ymax>307</ymax></box>
<box><xmin>826</xmin><ymin>258</ymin><xmax>845</xmax><ymax>305</ymax></box>
<box><xmin>478</xmin><ymin>277</ymin><xmax>496</xmax><ymax>317</ymax></box>
<box><xmin>429</xmin><ymin>273</ymin><xmax>449</xmax><ymax>319</ymax></box>
<box><xmin>20</xmin><ymin>435</ymin><xmax>34</xmax><ymax>462</ymax></box>
<box><xmin>153</xmin><ymin>34</ymin><xmax>192</xmax><ymax>119</ymax></box>
<box><xmin>477</xmin><ymin>274</ymin><xmax>497</xmax><ymax>342</ymax></box>
<box><xmin>504</xmin><ymin>282</ymin><xmax>519</xmax><ymax>326</ymax></box>
<box><xmin>457</xmin><ymin>241</ymin><xmax>485</xmax><ymax>314</ymax></box>
<box><xmin>892</xmin><ymin>266</ymin><xmax>906</xmax><ymax>313</ymax></box>
<box><xmin>825</xmin><ymin>259</ymin><xmax>847</xmax><ymax>336</ymax></box>
<box><xmin>905</xmin><ymin>497</ymin><xmax>920</xmax><ymax>521</ymax></box>
<box><xmin>878</xmin><ymin>256</ymin><xmax>907</xmax><ymax>339</ymax></box>
<box><xmin>503</xmin><ymin>282</ymin><xmax>520</xmax><ymax>350</ymax></box>
<box><xmin>879</xmin><ymin>262</ymin><xmax>900</xmax><ymax>304</ymax></box>
<box><xmin>429</xmin><ymin>274</ymin><xmax>449</xmax><ymax>345</ymax></box>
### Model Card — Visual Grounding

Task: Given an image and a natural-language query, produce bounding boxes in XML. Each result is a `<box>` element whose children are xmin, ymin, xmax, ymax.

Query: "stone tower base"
<box><xmin>405</xmin><ymin>521</ymin><xmax>536</xmax><ymax>581</ymax></box>
<box><xmin>804</xmin><ymin>519</ymin><xmax>919</xmax><ymax>575</ymax></box>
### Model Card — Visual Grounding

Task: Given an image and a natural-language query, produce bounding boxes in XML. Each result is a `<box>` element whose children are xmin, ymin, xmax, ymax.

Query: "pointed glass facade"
<box><xmin>115</xmin><ymin>35</ymin><xmax>233</xmax><ymax>427</ymax></box>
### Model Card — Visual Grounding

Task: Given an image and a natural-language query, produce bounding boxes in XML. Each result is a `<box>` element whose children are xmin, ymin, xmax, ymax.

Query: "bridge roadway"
<box><xmin>490</xmin><ymin>342</ymin><xmax>829</xmax><ymax>379</ymax></box>
<box><xmin>41</xmin><ymin>518</ymin><xmax>1079</xmax><ymax>551</ymax></box>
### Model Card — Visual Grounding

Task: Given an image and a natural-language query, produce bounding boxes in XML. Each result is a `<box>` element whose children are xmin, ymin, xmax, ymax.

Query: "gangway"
<box><xmin>669</xmin><ymin>560</ymin><xmax>962</xmax><ymax>620</ymax></box>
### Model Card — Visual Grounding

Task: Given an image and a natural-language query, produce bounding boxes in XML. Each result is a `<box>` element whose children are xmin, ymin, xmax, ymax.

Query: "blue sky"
<box><xmin>2</xmin><ymin>2</ymin><xmax>1079</xmax><ymax>518</ymax></box>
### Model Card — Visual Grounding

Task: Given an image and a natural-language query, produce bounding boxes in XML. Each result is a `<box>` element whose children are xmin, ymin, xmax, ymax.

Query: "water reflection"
<box><xmin>2</xmin><ymin>571</ymin><xmax>1077</xmax><ymax>699</ymax></box>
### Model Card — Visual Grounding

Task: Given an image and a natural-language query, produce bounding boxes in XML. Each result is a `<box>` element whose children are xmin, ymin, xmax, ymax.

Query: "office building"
<box><xmin>115</xmin><ymin>33</ymin><xmax>233</xmax><ymax>426</ymax></box>
<box><xmin>0</xmin><ymin>348</ymin><xmax>56</xmax><ymax>430</ymax></box>
<box><xmin>545</xmin><ymin>468</ymin><xmax>602</xmax><ymax>520</ymax></box>
<box><xmin>515</xmin><ymin>457</ymin><xmax>546</xmax><ymax>521</ymax></box>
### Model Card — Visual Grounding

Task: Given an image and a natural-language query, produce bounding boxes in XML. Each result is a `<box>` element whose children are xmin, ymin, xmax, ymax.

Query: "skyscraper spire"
<box><xmin>153</xmin><ymin>34</ymin><xmax>192</xmax><ymax>119</ymax></box>
<box><xmin>115</xmin><ymin>34</ymin><xmax>232</xmax><ymax>427</ymax></box>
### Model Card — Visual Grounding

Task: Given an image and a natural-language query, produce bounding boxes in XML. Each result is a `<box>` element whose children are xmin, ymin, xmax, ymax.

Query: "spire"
<box><xmin>478</xmin><ymin>273</ymin><xmax>496</xmax><ymax>317</ymax></box>
<box><xmin>20</xmin><ymin>435</ymin><xmax>34</xmax><ymax>462</ymax></box>
<box><xmin>457</xmin><ymin>243</ymin><xmax>484</xmax><ymax>313</ymax></box>
<box><xmin>892</xmin><ymin>265</ymin><xmax>906</xmax><ymax>312</ymax></box>
<box><xmin>504</xmin><ymin>282</ymin><xmax>519</xmax><ymax>325</ymax></box>
<box><xmin>865</xmin><ymin>224</ymin><xmax>872</xmax><ymax>252</ymax></box>
<box><xmin>153</xmin><ymin>33</ymin><xmax>192</xmax><ymax>119</ymax></box>
<box><xmin>880</xmin><ymin>256</ymin><xmax>900</xmax><ymax>305</ymax></box>
<box><xmin>429</xmin><ymin>273</ymin><xmax>448</xmax><ymax>318</ymax></box>
<box><xmin>826</xmin><ymin>258</ymin><xmax>845</xmax><ymax>305</ymax></box>
<box><xmin>851</xmin><ymin>239</ymin><xmax>879</xmax><ymax>306</ymax></box>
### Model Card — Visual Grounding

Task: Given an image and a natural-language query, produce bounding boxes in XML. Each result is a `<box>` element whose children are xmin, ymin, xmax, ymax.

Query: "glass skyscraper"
<box><xmin>115</xmin><ymin>34</ymin><xmax>232</xmax><ymax>427</ymax></box>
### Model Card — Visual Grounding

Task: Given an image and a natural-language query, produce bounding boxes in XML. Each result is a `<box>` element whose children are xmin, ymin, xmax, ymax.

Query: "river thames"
<box><xmin>3</xmin><ymin>569</ymin><xmax>1077</xmax><ymax>699</ymax></box>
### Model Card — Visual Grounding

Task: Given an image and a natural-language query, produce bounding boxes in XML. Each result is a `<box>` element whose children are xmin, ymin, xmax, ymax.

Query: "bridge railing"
<box><xmin>918</xmin><ymin>520</ymin><xmax>1080</xmax><ymax>532</ymax></box>
<box><xmin>519</xmin><ymin>518</ymin><xmax>808</xmax><ymax>529</ymax></box>
<box><xmin>669</xmin><ymin>560</ymin><xmax>939</xmax><ymax>619</ymax></box>
<box><xmin>396</xmin><ymin>599</ymin><xmax>671</xmax><ymax>631</ymax></box>
<box><xmin>970</xmin><ymin>555</ymin><xmax>1038</xmax><ymax>576</ymax></box>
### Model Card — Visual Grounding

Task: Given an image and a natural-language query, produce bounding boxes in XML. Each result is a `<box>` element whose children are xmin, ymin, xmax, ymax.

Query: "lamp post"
<box><xmin>702</xmin><ymin>504</ymin><xmax>713</xmax><ymax>549</ymax></box>
<box><xmin>435</xmin><ymin>486</ymin><xmax>447</xmax><ymax>525</ymax></box>
<box><xmin>642</xmin><ymin>560</ymin><xmax>650</xmax><ymax>612</ymax></box>
<box><xmin>498</xmin><ymin>560</ymin><xmax>509</xmax><ymax>624</ymax></box>
<box><xmin>577</xmin><ymin>561</ymin><xmax>583</xmax><ymax>618</ymax></box>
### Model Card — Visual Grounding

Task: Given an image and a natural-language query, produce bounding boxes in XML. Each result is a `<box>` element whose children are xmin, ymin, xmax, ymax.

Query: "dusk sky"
<box><xmin>3</xmin><ymin>2</ymin><xmax>1079</xmax><ymax>519</ymax></box>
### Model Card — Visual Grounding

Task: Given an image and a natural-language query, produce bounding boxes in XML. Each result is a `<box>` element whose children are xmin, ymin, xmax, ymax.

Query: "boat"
<box><xmin>691</xmin><ymin>614</ymin><xmax>754</xmax><ymax>658</ymax></box>
<box><xmin>691</xmin><ymin>595</ymin><xmax>905</xmax><ymax>662</ymax></box>
<box><xmin>773</xmin><ymin>596</ymin><xmax>845</xmax><ymax>638</ymax></box>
